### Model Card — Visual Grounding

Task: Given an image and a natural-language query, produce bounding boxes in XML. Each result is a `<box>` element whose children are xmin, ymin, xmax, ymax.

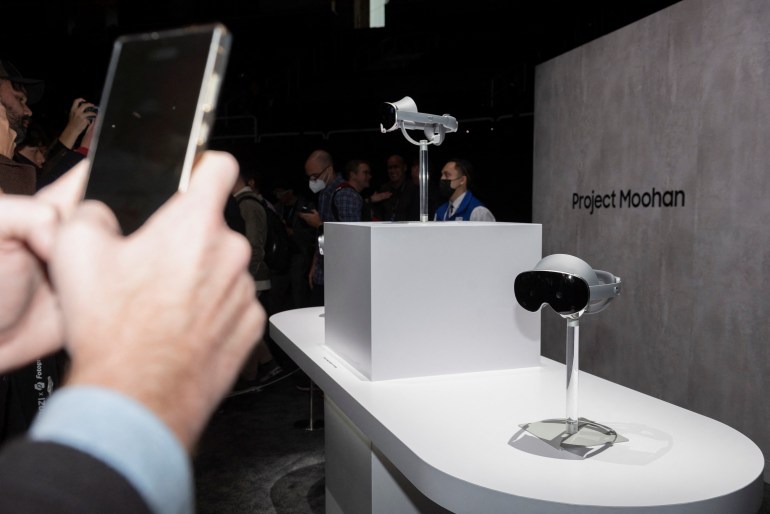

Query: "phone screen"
<box><xmin>84</xmin><ymin>24</ymin><xmax>230</xmax><ymax>235</ymax></box>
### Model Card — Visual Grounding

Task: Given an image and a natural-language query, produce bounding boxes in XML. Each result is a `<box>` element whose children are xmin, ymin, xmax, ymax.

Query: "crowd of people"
<box><xmin>0</xmin><ymin>57</ymin><xmax>496</xmax><ymax>512</ymax></box>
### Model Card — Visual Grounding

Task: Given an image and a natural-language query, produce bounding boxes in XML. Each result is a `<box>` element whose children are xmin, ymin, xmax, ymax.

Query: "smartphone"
<box><xmin>296</xmin><ymin>198</ymin><xmax>315</xmax><ymax>213</ymax></box>
<box><xmin>84</xmin><ymin>23</ymin><xmax>232</xmax><ymax>235</ymax></box>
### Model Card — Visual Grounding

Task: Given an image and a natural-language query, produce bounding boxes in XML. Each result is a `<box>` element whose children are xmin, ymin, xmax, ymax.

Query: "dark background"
<box><xmin>1</xmin><ymin>0</ymin><xmax>680</xmax><ymax>221</ymax></box>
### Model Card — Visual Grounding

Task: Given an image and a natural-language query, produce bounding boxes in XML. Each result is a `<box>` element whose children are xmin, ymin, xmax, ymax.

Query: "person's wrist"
<box><xmin>58</xmin><ymin>134</ymin><xmax>76</xmax><ymax>149</ymax></box>
<box><xmin>65</xmin><ymin>361</ymin><xmax>204</xmax><ymax>451</ymax></box>
<box><xmin>59</xmin><ymin>123</ymin><xmax>87</xmax><ymax>149</ymax></box>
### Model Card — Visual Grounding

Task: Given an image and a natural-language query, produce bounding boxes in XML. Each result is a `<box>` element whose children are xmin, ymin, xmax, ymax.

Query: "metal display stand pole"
<box><xmin>294</xmin><ymin>381</ymin><xmax>324</xmax><ymax>431</ymax></box>
<box><xmin>419</xmin><ymin>140</ymin><xmax>429</xmax><ymax>222</ymax></box>
<box><xmin>519</xmin><ymin>316</ymin><xmax>627</xmax><ymax>456</ymax></box>
<box><xmin>566</xmin><ymin>318</ymin><xmax>580</xmax><ymax>434</ymax></box>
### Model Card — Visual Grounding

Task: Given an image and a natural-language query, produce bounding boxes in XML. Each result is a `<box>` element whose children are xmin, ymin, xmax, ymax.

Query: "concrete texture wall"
<box><xmin>533</xmin><ymin>0</ymin><xmax>769</xmax><ymax>479</ymax></box>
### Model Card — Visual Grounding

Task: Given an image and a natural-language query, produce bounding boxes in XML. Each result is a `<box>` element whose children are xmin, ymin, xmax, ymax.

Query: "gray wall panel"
<box><xmin>533</xmin><ymin>0</ymin><xmax>769</xmax><ymax>479</ymax></box>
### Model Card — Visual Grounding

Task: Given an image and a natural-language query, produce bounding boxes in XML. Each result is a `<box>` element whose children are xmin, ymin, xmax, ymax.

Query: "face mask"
<box><xmin>439</xmin><ymin>178</ymin><xmax>456</xmax><ymax>198</ymax></box>
<box><xmin>308</xmin><ymin>178</ymin><xmax>326</xmax><ymax>193</ymax></box>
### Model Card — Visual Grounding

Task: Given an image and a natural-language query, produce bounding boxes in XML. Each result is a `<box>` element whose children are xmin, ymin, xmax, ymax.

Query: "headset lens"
<box><xmin>514</xmin><ymin>271</ymin><xmax>590</xmax><ymax>315</ymax></box>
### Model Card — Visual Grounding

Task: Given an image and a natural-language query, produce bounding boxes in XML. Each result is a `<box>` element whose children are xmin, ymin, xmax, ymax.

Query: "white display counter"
<box><xmin>270</xmin><ymin>307</ymin><xmax>765</xmax><ymax>514</ymax></box>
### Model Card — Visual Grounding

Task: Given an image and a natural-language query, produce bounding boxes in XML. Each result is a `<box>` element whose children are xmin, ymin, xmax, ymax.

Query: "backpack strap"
<box><xmin>330</xmin><ymin>182</ymin><xmax>355</xmax><ymax>221</ymax></box>
<box><xmin>235</xmin><ymin>193</ymin><xmax>260</xmax><ymax>207</ymax></box>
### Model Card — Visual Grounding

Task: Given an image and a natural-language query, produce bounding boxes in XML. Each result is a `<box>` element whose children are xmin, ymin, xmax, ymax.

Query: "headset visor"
<box><xmin>514</xmin><ymin>271</ymin><xmax>590</xmax><ymax>315</ymax></box>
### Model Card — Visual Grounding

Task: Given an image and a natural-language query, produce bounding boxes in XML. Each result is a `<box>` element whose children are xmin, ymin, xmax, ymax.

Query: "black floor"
<box><xmin>194</xmin><ymin>375</ymin><xmax>325</xmax><ymax>514</ymax></box>
<box><xmin>194</xmin><ymin>376</ymin><xmax>770</xmax><ymax>514</ymax></box>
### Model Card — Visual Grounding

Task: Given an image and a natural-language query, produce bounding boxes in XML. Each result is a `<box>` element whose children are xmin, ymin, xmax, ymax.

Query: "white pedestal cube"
<box><xmin>324</xmin><ymin>222</ymin><xmax>542</xmax><ymax>381</ymax></box>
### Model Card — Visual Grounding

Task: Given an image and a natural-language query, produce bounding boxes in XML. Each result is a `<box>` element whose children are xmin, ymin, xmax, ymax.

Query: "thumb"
<box><xmin>184</xmin><ymin>151</ymin><xmax>239</xmax><ymax>214</ymax></box>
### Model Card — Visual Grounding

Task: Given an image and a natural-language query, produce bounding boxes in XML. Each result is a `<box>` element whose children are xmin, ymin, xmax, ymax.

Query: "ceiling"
<box><xmin>3</xmin><ymin>0</ymin><xmax>681</xmax><ymax>136</ymax></box>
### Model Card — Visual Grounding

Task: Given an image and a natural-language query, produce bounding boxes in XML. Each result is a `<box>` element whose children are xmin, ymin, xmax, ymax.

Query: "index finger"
<box><xmin>35</xmin><ymin>159</ymin><xmax>89</xmax><ymax>220</ymax></box>
<box><xmin>0</xmin><ymin>195</ymin><xmax>60</xmax><ymax>259</ymax></box>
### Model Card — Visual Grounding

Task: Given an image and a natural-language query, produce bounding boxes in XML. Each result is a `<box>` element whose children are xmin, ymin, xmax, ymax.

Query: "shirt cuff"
<box><xmin>28</xmin><ymin>386</ymin><xmax>193</xmax><ymax>514</ymax></box>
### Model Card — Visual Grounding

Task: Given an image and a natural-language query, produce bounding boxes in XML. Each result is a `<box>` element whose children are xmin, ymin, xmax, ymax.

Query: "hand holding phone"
<box><xmin>298</xmin><ymin>209</ymin><xmax>322</xmax><ymax>229</ymax></box>
<box><xmin>296</xmin><ymin>198</ymin><xmax>315</xmax><ymax>213</ymax></box>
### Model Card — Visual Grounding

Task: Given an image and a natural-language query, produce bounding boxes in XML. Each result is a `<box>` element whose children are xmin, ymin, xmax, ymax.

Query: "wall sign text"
<box><xmin>572</xmin><ymin>188</ymin><xmax>685</xmax><ymax>215</ymax></box>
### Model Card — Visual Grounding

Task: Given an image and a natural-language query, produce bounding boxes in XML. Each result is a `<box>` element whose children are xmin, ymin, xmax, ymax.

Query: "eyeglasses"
<box><xmin>308</xmin><ymin>165</ymin><xmax>330</xmax><ymax>181</ymax></box>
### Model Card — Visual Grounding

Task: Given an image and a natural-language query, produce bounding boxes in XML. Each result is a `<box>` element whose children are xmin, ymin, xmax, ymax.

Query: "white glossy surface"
<box><xmin>271</xmin><ymin>308</ymin><xmax>765</xmax><ymax>513</ymax></box>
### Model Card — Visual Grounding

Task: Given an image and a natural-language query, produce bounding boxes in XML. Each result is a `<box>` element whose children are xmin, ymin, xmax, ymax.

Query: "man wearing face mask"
<box><xmin>434</xmin><ymin>158</ymin><xmax>495</xmax><ymax>222</ymax></box>
<box><xmin>298</xmin><ymin>149</ymin><xmax>362</xmax><ymax>306</ymax></box>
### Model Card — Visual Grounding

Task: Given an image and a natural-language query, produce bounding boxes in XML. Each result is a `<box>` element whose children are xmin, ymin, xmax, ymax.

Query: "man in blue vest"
<box><xmin>434</xmin><ymin>158</ymin><xmax>495</xmax><ymax>221</ymax></box>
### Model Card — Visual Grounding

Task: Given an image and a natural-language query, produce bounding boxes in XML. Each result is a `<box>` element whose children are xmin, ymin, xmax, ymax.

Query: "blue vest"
<box><xmin>435</xmin><ymin>191</ymin><xmax>485</xmax><ymax>221</ymax></box>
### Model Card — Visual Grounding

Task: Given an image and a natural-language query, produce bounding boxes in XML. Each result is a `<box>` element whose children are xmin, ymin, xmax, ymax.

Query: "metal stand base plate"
<box><xmin>519</xmin><ymin>417</ymin><xmax>628</xmax><ymax>458</ymax></box>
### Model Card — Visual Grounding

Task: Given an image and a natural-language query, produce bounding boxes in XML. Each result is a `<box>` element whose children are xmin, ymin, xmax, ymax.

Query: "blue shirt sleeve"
<box><xmin>28</xmin><ymin>386</ymin><xmax>193</xmax><ymax>514</ymax></box>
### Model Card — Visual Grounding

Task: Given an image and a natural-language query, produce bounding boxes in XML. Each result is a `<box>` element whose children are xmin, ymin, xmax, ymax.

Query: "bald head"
<box><xmin>306</xmin><ymin>150</ymin><xmax>332</xmax><ymax>170</ymax></box>
<box><xmin>305</xmin><ymin>149</ymin><xmax>335</xmax><ymax>185</ymax></box>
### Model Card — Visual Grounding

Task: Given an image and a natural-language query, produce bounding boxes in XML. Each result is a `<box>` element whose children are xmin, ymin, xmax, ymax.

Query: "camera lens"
<box><xmin>380</xmin><ymin>103</ymin><xmax>397</xmax><ymax>131</ymax></box>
